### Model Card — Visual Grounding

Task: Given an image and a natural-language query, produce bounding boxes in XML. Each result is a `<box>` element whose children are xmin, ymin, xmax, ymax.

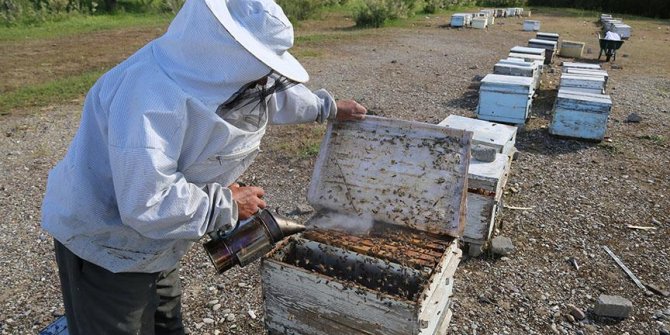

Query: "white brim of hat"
<box><xmin>205</xmin><ymin>0</ymin><xmax>309</xmax><ymax>83</ymax></box>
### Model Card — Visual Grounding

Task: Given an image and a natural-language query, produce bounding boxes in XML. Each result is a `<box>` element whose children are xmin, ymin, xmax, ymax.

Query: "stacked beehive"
<box><xmin>601</xmin><ymin>13</ymin><xmax>631</xmax><ymax>39</ymax></box>
<box><xmin>475</xmin><ymin>42</ymin><xmax>547</xmax><ymax>125</ymax></box>
<box><xmin>528</xmin><ymin>38</ymin><xmax>558</xmax><ymax>64</ymax></box>
<box><xmin>438</xmin><ymin>115</ymin><xmax>517</xmax><ymax>256</ymax></box>
<box><xmin>262</xmin><ymin>116</ymin><xmax>471</xmax><ymax>334</ymax></box>
<box><xmin>549</xmin><ymin>62</ymin><xmax>613</xmax><ymax>141</ymax></box>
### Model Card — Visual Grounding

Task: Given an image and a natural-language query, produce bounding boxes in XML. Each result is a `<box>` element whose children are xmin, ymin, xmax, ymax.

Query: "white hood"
<box><xmin>152</xmin><ymin>0</ymin><xmax>272</xmax><ymax>106</ymax></box>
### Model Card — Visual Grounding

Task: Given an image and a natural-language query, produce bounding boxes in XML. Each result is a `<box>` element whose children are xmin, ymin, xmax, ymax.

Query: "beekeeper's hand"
<box><xmin>335</xmin><ymin>100</ymin><xmax>367</xmax><ymax>121</ymax></box>
<box><xmin>229</xmin><ymin>183</ymin><xmax>266</xmax><ymax>219</ymax></box>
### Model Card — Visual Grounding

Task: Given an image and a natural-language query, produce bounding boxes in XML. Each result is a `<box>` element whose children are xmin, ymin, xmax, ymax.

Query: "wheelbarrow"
<box><xmin>598</xmin><ymin>38</ymin><xmax>624</xmax><ymax>62</ymax></box>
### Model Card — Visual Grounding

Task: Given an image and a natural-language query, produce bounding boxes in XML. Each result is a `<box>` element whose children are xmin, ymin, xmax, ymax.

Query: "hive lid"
<box><xmin>307</xmin><ymin>116</ymin><xmax>472</xmax><ymax>237</ymax></box>
<box><xmin>528</xmin><ymin>38</ymin><xmax>558</xmax><ymax>46</ymax></box>
<box><xmin>481</xmin><ymin>74</ymin><xmax>534</xmax><ymax>87</ymax></box>
<box><xmin>510</xmin><ymin>46</ymin><xmax>546</xmax><ymax>56</ymax></box>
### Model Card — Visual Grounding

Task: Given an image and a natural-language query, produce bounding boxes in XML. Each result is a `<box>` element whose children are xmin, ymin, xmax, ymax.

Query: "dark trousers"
<box><xmin>54</xmin><ymin>240</ymin><xmax>185</xmax><ymax>335</ymax></box>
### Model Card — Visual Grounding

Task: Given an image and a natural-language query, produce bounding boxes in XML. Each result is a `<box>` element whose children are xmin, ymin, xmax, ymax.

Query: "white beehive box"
<box><xmin>559</xmin><ymin>40</ymin><xmax>585</xmax><ymax>58</ymax></box>
<box><xmin>451</xmin><ymin>13</ymin><xmax>472</xmax><ymax>27</ymax></box>
<box><xmin>523</xmin><ymin>20</ymin><xmax>541</xmax><ymax>31</ymax></box>
<box><xmin>501</xmin><ymin>57</ymin><xmax>544</xmax><ymax>72</ymax></box>
<box><xmin>510</xmin><ymin>46</ymin><xmax>547</xmax><ymax>67</ymax></box>
<box><xmin>612</xmin><ymin>23</ymin><xmax>631</xmax><ymax>39</ymax></box>
<box><xmin>477</xmin><ymin>74</ymin><xmax>534</xmax><ymax>125</ymax></box>
<box><xmin>472</xmin><ymin>17</ymin><xmax>488</xmax><ymax>29</ymax></box>
<box><xmin>438</xmin><ymin>116</ymin><xmax>516</xmax><ymax>253</ymax></box>
<box><xmin>562</xmin><ymin>62</ymin><xmax>602</xmax><ymax>70</ymax></box>
<box><xmin>560</xmin><ymin>73</ymin><xmax>606</xmax><ymax>94</ymax></box>
<box><xmin>536</xmin><ymin>32</ymin><xmax>559</xmax><ymax>42</ymax></box>
<box><xmin>508</xmin><ymin>52</ymin><xmax>545</xmax><ymax>67</ymax></box>
<box><xmin>600</xmin><ymin>14</ymin><xmax>612</xmax><ymax>23</ymax></box>
<box><xmin>438</xmin><ymin>115</ymin><xmax>517</xmax><ymax>157</ymax></box>
<box><xmin>549</xmin><ymin>89</ymin><xmax>612</xmax><ymax>141</ymax></box>
<box><xmin>494</xmin><ymin>61</ymin><xmax>540</xmax><ymax>89</ymax></box>
<box><xmin>262</xmin><ymin>116</ymin><xmax>472</xmax><ymax>335</ymax></box>
<box><xmin>528</xmin><ymin>38</ymin><xmax>558</xmax><ymax>64</ymax></box>
<box><xmin>564</xmin><ymin>68</ymin><xmax>608</xmax><ymax>86</ymax></box>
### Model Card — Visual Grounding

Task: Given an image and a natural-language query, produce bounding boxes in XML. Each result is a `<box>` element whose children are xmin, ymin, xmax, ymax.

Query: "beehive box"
<box><xmin>438</xmin><ymin>116</ymin><xmax>515</xmax><ymax>255</ymax></box>
<box><xmin>560</xmin><ymin>73</ymin><xmax>606</xmax><ymax>94</ymax></box>
<box><xmin>438</xmin><ymin>115</ymin><xmax>517</xmax><ymax>156</ymax></box>
<box><xmin>494</xmin><ymin>61</ymin><xmax>540</xmax><ymax>90</ymax></box>
<box><xmin>611</xmin><ymin>23</ymin><xmax>631</xmax><ymax>39</ymax></box>
<box><xmin>528</xmin><ymin>38</ymin><xmax>558</xmax><ymax>64</ymax></box>
<box><xmin>523</xmin><ymin>20</ymin><xmax>541</xmax><ymax>31</ymax></box>
<box><xmin>472</xmin><ymin>17</ymin><xmax>488</xmax><ymax>29</ymax></box>
<box><xmin>549</xmin><ymin>89</ymin><xmax>612</xmax><ymax>141</ymax></box>
<box><xmin>562</xmin><ymin>62</ymin><xmax>602</xmax><ymax>70</ymax></box>
<box><xmin>536</xmin><ymin>32</ymin><xmax>560</xmax><ymax>42</ymax></box>
<box><xmin>477</xmin><ymin>74</ymin><xmax>535</xmax><ymax>125</ymax></box>
<box><xmin>500</xmin><ymin>57</ymin><xmax>544</xmax><ymax>72</ymax></box>
<box><xmin>451</xmin><ymin>13</ymin><xmax>472</xmax><ymax>27</ymax></box>
<box><xmin>508</xmin><ymin>52</ymin><xmax>545</xmax><ymax>66</ymax></box>
<box><xmin>564</xmin><ymin>68</ymin><xmax>608</xmax><ymax>86</ymax></box>
<box><xmin>559</xmin><ymin>40</ymin><xmax>585</xmax><ymax>58</ymax></box>
<box><xmin>510</xmin><ymin>46</ymin><xmax>546</xmax><ymax>59</ymax></box>
<box><xmin>262</xmin><ymin>116</ymin><xmax>472</xmax><ymax>335</ymax></box>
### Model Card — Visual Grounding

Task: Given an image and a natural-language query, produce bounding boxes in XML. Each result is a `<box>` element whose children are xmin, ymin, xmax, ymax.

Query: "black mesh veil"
<box><xmin>216</xmin><ymin>71</ymin><xmax>299</xmax><ymax>130</ymax></box>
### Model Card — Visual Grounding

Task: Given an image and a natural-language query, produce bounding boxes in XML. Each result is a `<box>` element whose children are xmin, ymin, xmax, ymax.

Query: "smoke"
<box><xmin>307</xmin><ymin>211</ymin><xmax>375</xmax><ymax>234</ymax></box>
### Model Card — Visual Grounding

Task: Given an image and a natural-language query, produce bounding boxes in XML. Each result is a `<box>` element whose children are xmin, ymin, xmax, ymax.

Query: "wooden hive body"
<box><xmin>438</xmin><ymin>115</ymin><xmax>515</xmax><ymax>249</ymax></box>
<box><xmin>536</xmin><ymin>32</ymin><xmax>560</xmax><ymax>42</ymax></box>
<box><xmin>262</xmin><ymin>116</ymin><xmax>472</xmax><ymax>334</ymax></box>
<box><xmin>560</xmin><ymin>74</ymin><xmax>606</xmax><ymax>94</ymax></box>
<box><xmin>477</xmin><ymin>74</ymin><xmax>534</xmax><ymax>125</ymax></box>
<box><xmin>549</xmin><ymin>90</ymin><xmax>612</xmax><ymax>140</ymax></box>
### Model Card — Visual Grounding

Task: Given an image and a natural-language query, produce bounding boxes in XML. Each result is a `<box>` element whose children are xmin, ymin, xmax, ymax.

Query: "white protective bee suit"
<box><xmin>41</xmin><ymin>0</ymin><xmax>336</xmax><ymax>273</ymax></box>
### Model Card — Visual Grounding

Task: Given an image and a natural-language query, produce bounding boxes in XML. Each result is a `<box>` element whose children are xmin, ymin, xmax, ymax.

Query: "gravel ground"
<box><xmin>1</xmin><ymin>14</ymin><xmax>669</xmax><ymax>335</ymax></box>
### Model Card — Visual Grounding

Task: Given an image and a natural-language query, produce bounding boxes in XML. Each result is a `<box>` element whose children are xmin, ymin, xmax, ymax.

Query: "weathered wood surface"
<box><xmin>463</xmin><ymin>153</ymin><xmax>509</xmax><ymax>242</ymax></box>
<box><xmin>562</xmin><ymin>62</ymin><xmax>602</xmax><ymax>70</ymax></box>
<box><xmin>477</xmin><ymin>74</ymin><xmax>534</xmax><ymax>124</ymax></box>
<box><xmin>262</xmin><ymin>238</ymin><xmax>461</xmax><ymax>335</ymax></box>
<box><xmin>549</xmin><ymin>108</ymin><xmax>610</xmax><ymax>140</ymax></box>
<box><xmin>438</xmin><ymin>115</ymin><xmax>517</xmax><ymax>156</ymax></box>
<box><xmin>508</xmin><ymin>52</ymin><xmax>545</xmax><ymax>64</ymax></box>
<box><xmin>560</xmin><ymin>74</ymin><xmax>606</xmax><ymax>92</ymax></box>
<box><xmin>510</xmin><ymin>46</ymin><xmax>546</xmax><ymax>57</ymax></box>
<box><xmin>536</xmin><ymin>32</ymin><xmax>560</xmax><ymax>42</ymax></box>
<box><xmin>307</xmin><ymin>116</ymin><xmax>471</xmax><ymax>237</ymax></box>
<box><xmin>417</xmin><ymin>247</ymin><xmax>461</xmax><ymax>335</ymax></box>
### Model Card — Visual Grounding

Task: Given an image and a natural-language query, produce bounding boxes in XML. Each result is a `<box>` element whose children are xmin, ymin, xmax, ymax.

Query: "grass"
<box><xmin>0</xmin><ymin>69</ymin><xmax>104</xmax><ymax>114</ymax></box>
<box><xmin>0</xmin><ymin>13</ymin><xmax>172</xmax><ymax>42</ymax></box>
<box><xmin>638</xmin><ymin>134</ymin><xmax>667</xmax><ymax>144</ymax></box>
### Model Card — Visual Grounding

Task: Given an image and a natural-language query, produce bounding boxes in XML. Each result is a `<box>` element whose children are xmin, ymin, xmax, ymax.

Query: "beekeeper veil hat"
<box><xmin>206</xmin><ymin>0</ymin><xmax>308</xmax><ymax>83</ymax></box>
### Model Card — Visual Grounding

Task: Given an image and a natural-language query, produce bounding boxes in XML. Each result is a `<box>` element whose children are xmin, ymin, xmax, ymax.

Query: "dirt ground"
<box><xmin>1</xmin><ymin>8</ymin><xmax>669</xmax><ymax>335</ymax></box>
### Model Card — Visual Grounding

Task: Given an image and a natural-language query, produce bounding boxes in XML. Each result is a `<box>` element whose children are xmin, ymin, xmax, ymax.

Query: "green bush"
<box><xmin>354</xmin><ymin>0</ymin><xmax>419</xmax><ymax>27</ymax></box>
<box><xmin>353</xmin><ymin>0</ymin><xmax>388</xmax><ymax>27</ymax></box>
<box><xmin>277</xmin><ymin>0</ymin><xmax>327</xmax><ymax>21</ymax></box>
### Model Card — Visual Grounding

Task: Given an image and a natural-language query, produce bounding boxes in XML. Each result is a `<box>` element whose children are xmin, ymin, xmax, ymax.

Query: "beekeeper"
<box><xmin>40</xmin><ymin>0</ymin><xmax>366</xmax><ymax>333</ymax></box>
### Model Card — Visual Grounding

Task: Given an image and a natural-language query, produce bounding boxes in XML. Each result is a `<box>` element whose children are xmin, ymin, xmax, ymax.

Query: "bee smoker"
<box><xmin>204</xmin><ymin>209</ymin><xmax>306</xmax><ymax>274</ymax></box>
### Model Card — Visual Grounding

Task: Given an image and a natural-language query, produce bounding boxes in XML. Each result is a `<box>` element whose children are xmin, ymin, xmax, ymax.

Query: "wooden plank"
<box><xmin>602</xmin><ymin>245</ymin><xmax>648</xmax><ymax>291</ymax></box>
<box><xmin>263</xmin><ymin>259</ymin><xmax>417</xmax><ymax>335</ymax></box>
<box><xmin>417</xmin><ymin>246</ymin><xmax>461</xmax><ymax>334</ymax></box>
